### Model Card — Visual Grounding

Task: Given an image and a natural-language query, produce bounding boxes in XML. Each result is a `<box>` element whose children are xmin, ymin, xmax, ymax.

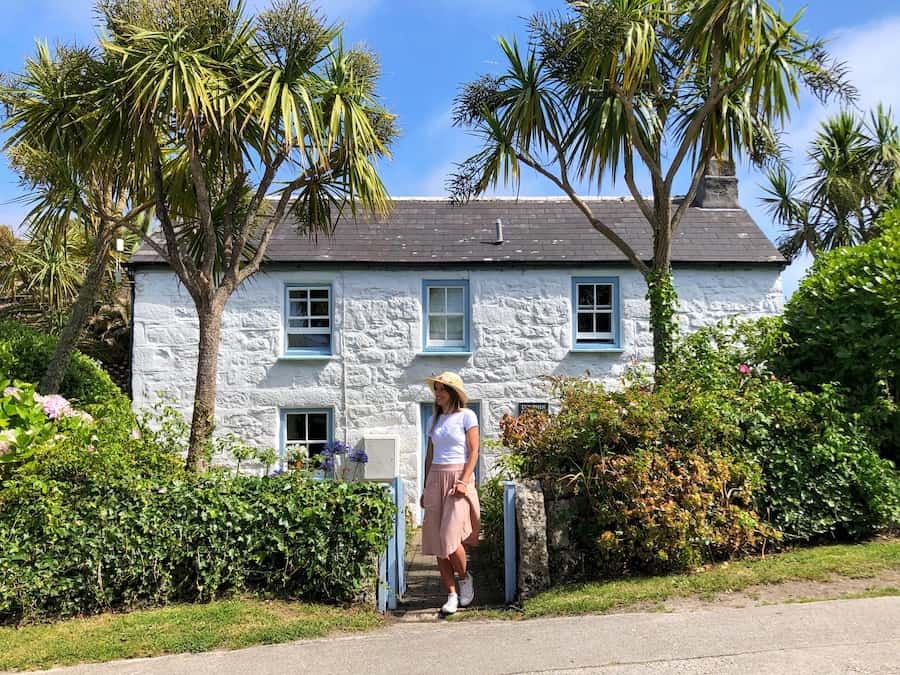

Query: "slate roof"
<box><xmin>130</xmin><ymin>197</ymin><xmax>785</xmax><ymax>266</ymax></box>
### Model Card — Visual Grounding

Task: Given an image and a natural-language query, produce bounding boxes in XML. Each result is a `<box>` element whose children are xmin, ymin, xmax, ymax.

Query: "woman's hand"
<box><xmin>450</xmin><ymin>480</ymin><xmax>468</xmax><ymax>497</ymax></box>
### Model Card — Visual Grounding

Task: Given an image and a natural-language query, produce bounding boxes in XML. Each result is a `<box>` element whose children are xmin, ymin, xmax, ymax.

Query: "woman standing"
<box><xmin>421</xmin><ymin>371</ymin><xmax>480</xmax><ymax>614</ymax></box>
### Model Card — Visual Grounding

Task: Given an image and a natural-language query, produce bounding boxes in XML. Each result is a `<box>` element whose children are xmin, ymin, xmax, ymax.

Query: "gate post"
<box><xmin>377</xmin><ymin>476</ymin><xmax>406</xmax><ymax>612</ymax></box>
<box><xmin>503</xmin><ymin>480</ymin><xmax>517</xmax><ymax>604</ymax></box>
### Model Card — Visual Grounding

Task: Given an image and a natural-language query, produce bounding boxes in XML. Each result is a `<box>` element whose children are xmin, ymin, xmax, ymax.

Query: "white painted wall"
<box><xmin>132</xmin><ymin>264</ymin><xmax>783</xmax><ymax>509</ymax></box>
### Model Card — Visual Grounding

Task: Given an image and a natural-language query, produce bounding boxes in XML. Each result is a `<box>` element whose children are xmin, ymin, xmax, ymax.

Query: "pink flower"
<box><xmin>78</xmin><ymin>411</ymin><xmax>94</xmax><ymax>424</ymax></box>
<box><xmin>0</xmin><ymin>441</ymin><xmax>9</xmax><ymax>455</ymax></box>
<box><xmin>738</xmin><ymin>364</ymin><xmax>752</xmax><ymax>375</ymax></box>
<box><xmin>3</xmin><ymin>386</ymin><xmax>21</xmax><ymax>400</ymax></box>
<box><xmin>40</xmin><ymin>394</ymin><xmax>72</xmax><ymax>420</ymax></box>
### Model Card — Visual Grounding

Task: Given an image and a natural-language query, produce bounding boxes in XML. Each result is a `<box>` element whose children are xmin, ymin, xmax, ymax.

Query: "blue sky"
<box><xmin>2</xmin><ymin>0</ymin><xmax>899</xmax><ymax>295</ymax></box>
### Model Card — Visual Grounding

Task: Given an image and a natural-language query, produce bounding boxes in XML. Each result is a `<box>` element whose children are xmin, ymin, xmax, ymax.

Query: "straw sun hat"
<box><xmin>425</xmin><ymin>371</ymin><xmax>469</xmax><ymax>407</ymax></box>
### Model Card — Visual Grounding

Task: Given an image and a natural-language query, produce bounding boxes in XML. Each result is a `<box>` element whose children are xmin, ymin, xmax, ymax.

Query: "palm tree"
<box><xmin>4</xmin><ymin>0</ymin><xmax>396</xmax><ymax>470</ymax></box>
<box><xmin>2</xmin><ymin>45</ymin><xmax>155</xmax><ymax>394</ymax></box>
<box><xmin>450</xmin><ymin>0</ymin><xmax>854</xmax><ymax>368</ymax></box>
<box><xmin>763</xmin><ymin>106</ymin><xmax>900</xmax><ymax>261</ymax></box>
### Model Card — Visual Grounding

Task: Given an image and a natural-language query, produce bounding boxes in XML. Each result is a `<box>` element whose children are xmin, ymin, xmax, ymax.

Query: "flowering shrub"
<box><xmin>667</xmin><ymin>323</ymin><xmax>900</xmax><ymax>541</ymax></box>
<box><xmin>0</xmin><ymin>380</ymin><xmax>93</xmax><ymax>465</ymax></box>
<box><xmin>0</xmin><ymin>320</ymin><xmax>126</xmax><ymax>410</ymax></box>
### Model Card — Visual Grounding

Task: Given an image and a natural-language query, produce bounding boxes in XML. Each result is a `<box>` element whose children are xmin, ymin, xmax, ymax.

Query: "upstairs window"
<box><xmin>285</xmin><ymin>285</ymin><xmax>332</xmax><ymax>355</ymax></box>
<box><xmin>423</xmin><ymin>280</ymin><xmax>470</xmax><ymax>352</ymax></box>
<box><xmin>572</xmin><ymin>277</ymin><xmax>620</xmax><ymax>350</ymax></box>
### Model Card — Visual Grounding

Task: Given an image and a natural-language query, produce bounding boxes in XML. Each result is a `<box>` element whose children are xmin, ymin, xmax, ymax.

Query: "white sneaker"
<box><xmin>441</xmin><ymin>592</ymin><xmax>459</xmax><ymax>615</ymax></box>
<box><xmin>458</xmin><ymin>572</ymin><xmax>475</xmax><ymax>607</ymax></box>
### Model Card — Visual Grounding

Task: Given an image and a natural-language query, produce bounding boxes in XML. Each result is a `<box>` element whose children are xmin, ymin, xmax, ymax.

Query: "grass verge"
<box><xmin>0</xmin><ymin>599</ymin><xmax>382</xmax><ymax>672</ymax></box>
<box><xmin>454</xmin><ymin>538</ymin><xmax>900</xmax><ymax>621</ymax></box>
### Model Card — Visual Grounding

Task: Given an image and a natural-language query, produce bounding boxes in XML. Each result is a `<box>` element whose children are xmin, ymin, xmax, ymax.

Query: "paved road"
<box><xmin>37</xmin><ymin>597</ymin><xmax>900</xmax><ymax>675</ymax></box>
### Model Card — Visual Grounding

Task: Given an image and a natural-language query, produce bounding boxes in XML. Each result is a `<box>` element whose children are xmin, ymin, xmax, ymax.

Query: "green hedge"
<box><xmin>778</xmin><ymin>215</ymin><xmax>900</xmax><ymax>463</ymax></box>
<box><xmin>0</xmin><ymin>472</ymin><xmax>395</xmax><ymax>623</ymax></box>
<box><xmin>0</xmin><ymin>320</ymin><xmax>126</xmax><ymax>409</ymax></box>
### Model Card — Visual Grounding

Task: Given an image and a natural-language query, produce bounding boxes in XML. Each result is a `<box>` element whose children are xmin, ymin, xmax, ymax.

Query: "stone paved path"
<box><xmin>392</xmin><ymin>529</ymin><xmax>504</xmax><ymax>621</ymax></box>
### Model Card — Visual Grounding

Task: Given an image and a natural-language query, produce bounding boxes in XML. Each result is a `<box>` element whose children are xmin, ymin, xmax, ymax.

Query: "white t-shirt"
<box><xmin>429</xmin><ymin>408</ymin><xmax>479</xmax><ymax>465</ymax></box>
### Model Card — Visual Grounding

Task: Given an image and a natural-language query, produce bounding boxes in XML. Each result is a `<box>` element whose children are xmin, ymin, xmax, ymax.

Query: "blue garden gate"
<box><xmin>376</xmin><ymin>476</ymin><xmax>406</xmax><ymax>612</ymax></box>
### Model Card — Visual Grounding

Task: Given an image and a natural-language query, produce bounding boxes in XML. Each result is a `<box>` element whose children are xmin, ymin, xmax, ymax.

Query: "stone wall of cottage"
<box><xmin>131</xmin><ymin>264</ymin><xmax>783</xmax><ymax>509</ymax></box>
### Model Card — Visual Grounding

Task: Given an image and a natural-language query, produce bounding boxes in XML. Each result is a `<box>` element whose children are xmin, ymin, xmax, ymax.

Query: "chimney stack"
<box><xmin>692</xmin><ymin>157</ymin><xmax>739</xmax><ymax>208</ymax></box>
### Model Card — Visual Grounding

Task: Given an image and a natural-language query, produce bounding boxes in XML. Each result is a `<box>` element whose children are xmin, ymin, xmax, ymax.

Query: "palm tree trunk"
<box><xmin>185</xmin><ymin>300</ymin><xmax>224</xmax><ymax>472</ymax></box>
<box><xmin>39</xmin><ymin>231</ymin><xmax>114</xmax><ymax>395</ymax></box>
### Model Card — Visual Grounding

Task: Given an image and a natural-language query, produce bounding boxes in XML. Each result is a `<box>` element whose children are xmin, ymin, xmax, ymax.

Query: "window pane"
<box><xmin>289</xmin><ymin>289</ymin><xmax>308</xmax><ymax>301</ymax></box>
<box><xmin>596</xmin><ymin>312</ymin><xmax>612</xmax><ymax>333</ymax></box>
<box><xmin>307</xmin><ymin>413</ymin><xmax>327</xmax><ymax>440</ymax></box>
<box><xmin>577</xmin><ymin>313</ymin><xmax>593</xmax><ymax>333</ymax></box>
<box><xmin>290</xmin><ymin>301</ymin><xmax>307</xmax><ymax>317</ymax></box>
<box><xmin>310</xmin><ymin>289</ymin><xmax>329</xmax><ymax>299</ymax></box>
<box><xmin>428</xmin><ymin>287</ymin><xmax>445</xmax><ymax>313</ymax></box>
<box><xmin>288</xmin><ymin>318</ymin><xmax>309</xmax><ymax>328</ymax></box>
<box><xmin>446</xmin><ymin>316</ymin><xmax>464</xmax><ymax>340</ymax></box>
<box><xmin>310</xmin><ymin>301</ymin><xmax>329</xmax><ymax>317</ymax></box>
<box><xmin>286</xmin><ymin>414</ymin><xmax>305</xmax><ymax>442</ymax></box>
<box><xmin>595</xmin><ymin>284</ymin><xmax>612</xmax><ymax>307</ymax></box>
<box><xmin>307</xmin><ymin>442</ymin><xmax>326</xmax><ymax>457</ymax></box>
<box><xmin>577</xmin><ymin>284</ymin><xmax>594</xmax><ymax>307</ymax></box>
<box><xmin>428</xmin><ymin>316</ymin><xmax>445</xmax><ymax>340</ymax></box>
<box><xmin>310</xmin><ymin>318</ymin><xmax>330</xmax><ymax>328</ymax></box>
<box><xmin>288</xmin><ymin>333</ymin><xmax>330</xmax><ymax>349</ymax></box>
<box><xmin>446</xmin><ymin>287</ymin><xmax>464</xmax><ymax>313</ymax></box>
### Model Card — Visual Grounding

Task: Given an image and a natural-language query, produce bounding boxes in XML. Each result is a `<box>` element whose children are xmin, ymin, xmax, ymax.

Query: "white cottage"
<box><xmin>129</xmin><ymin>176</ymin><xmax>784</xmax><ymax>512</ymax></box>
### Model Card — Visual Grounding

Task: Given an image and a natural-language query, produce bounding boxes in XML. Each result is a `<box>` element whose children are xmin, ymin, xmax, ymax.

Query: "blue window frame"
<box><xmin>422</xmin><ymin>279</ymin><xmax>470</xmax><ymax>352</ymax></box>
<box><xmin>284</xmin><ymin>284</ymin><xmax>332</xmax><ymax>355</ymax></box>
<box><xmin>280</xmin><ymin>408</ymin><xmax>332</xmax><ymax>468</ymax></box>
<box><xmin>571</xmin><ymin>277</ymin><xmax>621</xmax><ymax>350</ymax></box>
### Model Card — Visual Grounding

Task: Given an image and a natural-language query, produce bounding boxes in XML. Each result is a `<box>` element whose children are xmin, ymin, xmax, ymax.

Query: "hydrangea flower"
<box><xmin>738</xmin><ymin>364</ymin><xmax>752</xmax><ymax>375</ymax></box>
<box><xmin>3</xmin><ymin>386</ymin><xmax>21</xmax><ymax>400</ymax></box>
<box><xmin>39</xmin><ymin>394</ymin><xmax>73</xmax><ymax>420</ymax></box>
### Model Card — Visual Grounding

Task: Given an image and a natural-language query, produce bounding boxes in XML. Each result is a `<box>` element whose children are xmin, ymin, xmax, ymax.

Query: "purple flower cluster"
<box><xmin>349</xmin><ymin>449</ymin><xmax>368</xmax><ymax>464</ymax></box>
<box><xmin>318</xmin><ymin>440</ymin><xmax>350</xmax><ymax>472</ymax></box>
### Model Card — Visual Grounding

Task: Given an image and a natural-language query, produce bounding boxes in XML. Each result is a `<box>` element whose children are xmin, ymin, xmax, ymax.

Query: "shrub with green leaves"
<box><xmin>778</xmin><ymin>215</ymin><xmax>900</xmax><ymax>462</ymax></box>
<box><xmin>667</xmin><ymin>324</ymin><xmax>900</xmax><ymax>541</ymax></box>
<box><xmin>501</xmin><ymin>377</ymin><xmax>773</xmax><ymax>577</ymax></box>
<box><xmin>0</xmin><ymin>472</ymin><xmax>395</xmax><ymax>623</ymax></box>
<box><xmin>0</xmin><ymin>320</ymin><xmax>126</xmax><ymax>410</ymax></box>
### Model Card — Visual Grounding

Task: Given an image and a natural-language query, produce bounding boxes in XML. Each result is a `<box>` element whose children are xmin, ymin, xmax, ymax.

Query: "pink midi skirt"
<box><xmin>421</xmin><ymin>464</ymin><xmax>481</xmax><ymax>558</ymax></box>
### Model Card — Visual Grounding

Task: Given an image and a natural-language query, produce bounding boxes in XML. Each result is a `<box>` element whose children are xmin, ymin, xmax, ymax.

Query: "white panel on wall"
<box><xmin>363</xmin><ymin>435</ymin><xmax>400</xmax><ymax>480</ymax></box>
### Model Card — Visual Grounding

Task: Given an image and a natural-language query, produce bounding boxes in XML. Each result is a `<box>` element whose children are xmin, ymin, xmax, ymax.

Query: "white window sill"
<box><xmin>278</xmin><ymin>354</ymin><xmax>336</xmax><ymax>361</ymax></box>
<box><xmin>569</xmin><ymin>347</ymin><xmax>625</xmax><ymax>354</ymax></box>
<box><xmin>416</xmin><ymin>351</ymin><xmax>473</xmax><ymax>357</ymax></box>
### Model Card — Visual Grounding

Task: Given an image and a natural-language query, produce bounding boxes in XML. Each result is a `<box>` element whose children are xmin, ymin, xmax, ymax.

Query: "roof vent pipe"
<box><xmin>494</xmin><ymin>218</ymin><xmax>504</xmax><ymax>244</ymax></box>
